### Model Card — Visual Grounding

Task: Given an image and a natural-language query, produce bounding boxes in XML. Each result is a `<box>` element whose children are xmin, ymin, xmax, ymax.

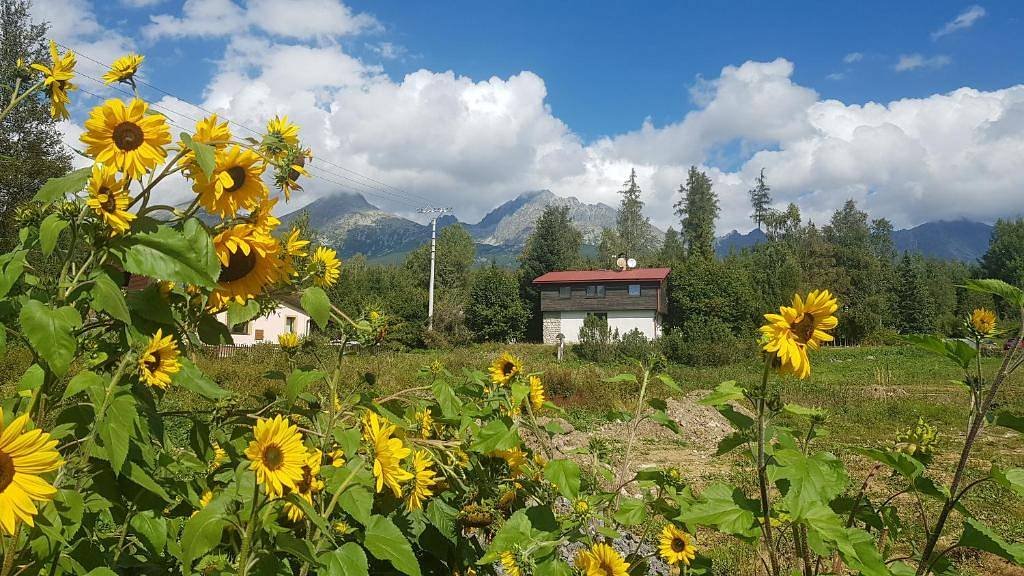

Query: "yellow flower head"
<box><xmin>179</xmin><ymin>114</ymin><xmax>232</xmax><ymax>175</ymax></box>
<box><xmin>138</xmin><ymin>329</ymin><xmax>180</xmax><ymax>389</ymax></box>
<box><xmin>362</xmin><ymin>411</ymin><xmax>412</xmax><ymax>497</ymax></box>
<box><xmin>249</xmin><ymin>196</ymin><xmax>281</xmax><ymax>234</ymax></box>
<box><xmin>31</xmin><ymin>41</ymin><xmax>76</xmax><ymax>120</ymax></box>
<box><xmin>488</xmin><ymin>352</ymin><xmax>522</xmax><ymax>386</ymax></box>
<box><xmin>278</xmin><ymin>332</ymin><xmax>300</xmax><ymax>349</ymax></box>
<box><xmin>759</xmin><ymin>289</ymin><xmax>839</xmax><ymax>379</ymax></box>
<box><xmin>210</xmin><ymin>224</ymin><xmax>283</xmax><ymax>308</ymax></box>
<box><xmin>494</xmin><ymin>448</ymin><xmax>527</xmax><ymax>478</ymax></box>
<box><xmin>310</xmin><ymin>246</ymin><xmax>341</xmax><ymax>288</ymax></box>
<box><xmin>102</xmin><ymin>53</ymin><xmax>144</xmax><ymax>85</ymax></box>
<box><xmin>210</xmin><ymin>441</ymin><xmax>228</xmax><ymax>470</ymax></box>
<box><xmin>264</xmin><ymin>115</ymin><xmax>300</xmax><ymax>160</ymax></box>
<box><xmin>192</xmin><ymin>490</ymin><xmax>214</xmax><ymax>517</ymax></box>
<box><xmin>81</xmin><ymin>98</ymin><xmax>171</xmax><ymax>179</ymax></box>
<box><xmin>283</xmin><ymin>228</ymin><xmax>309</xmax><ymax>258</ymax></box>
<box><xmin>416</xmin><ymin>409</ymin><xmax>433</xmax><ymax>438</ymax></box>
<box><xmin>406</xmin><ymin>450</ymin><xmax>438</xmax><ymax>511</ymax></box>
<box><xmin>328</xmin><ymin>448</ymin><xmax>346</xmax><ymax>468</ymax></box>
<box><xmin>86</xmin><ymin>163</ymin><xmax>135</xmax><ymax>235</ymax></box>
<box><xmin>658</xmin><ymin>524</ymin><xmax>697</xmax><ymax>566</ymax></box>
<box><xmin>274</xmin><ymin>147</ymin><xmax>311</xmax><ymax>200</ymax></box>
<box><xmin>970</xmin><ymin>308</ymin><xmax>996</xmax><ymax>336</ymax></box>
<box><xmin>575</xmin><ymin>543</ymin><xmax>630</xmax><ymax>576</ymax></box>
<box><xmin>0</xmin><ymin>409</ymin><xmax>63</xmax><ymax>535</ymax></box>
<box><xmin>284</xmin><ymin>449</ymin><xmax>324</xmax><ymax>522</ymax></box>
<box><xmin>574</xmin><ymin>499</ymin><xmax>589</xmax><ymax>514</ymax></box>
<box><xmin>499</xmin><ymin>551</ymin><xmax>522</xmax><ymax>576</ymax></box>
<box><xmin>194</xmin><ymin>145</ymin><xmax>268</xmax><ymax>219</ymax></box>
<box><xmin>528</xmin><ymin>375</ymin><xmax>545</xmax><ymax>412</ymax></box>
<box><xmin>333</xmin><ymin>521</ymin><xmax>351</xmax><ymax>535</ymax></box>
<box><xmin>244</xmin><ymin>414</ymin><xmax>308</xmax><ymax>498</ymax></box>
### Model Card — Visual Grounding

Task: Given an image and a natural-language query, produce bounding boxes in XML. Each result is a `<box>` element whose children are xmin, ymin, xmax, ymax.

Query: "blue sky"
<box><xmin>32</xmin><ymin>0</ymin><xmax>1024</xmax><ymax>232</ymax></box>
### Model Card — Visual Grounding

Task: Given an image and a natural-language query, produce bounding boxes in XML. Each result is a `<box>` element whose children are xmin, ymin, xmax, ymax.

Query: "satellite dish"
<box><xmin>615</xmin><ymin>257</ymin><xmax>627</xmax><ymax>269</ymax></box>
<box><xmin>627</xmin><ymin>258</ymin><xmax>637</xmax><ymax>269</ymax></box>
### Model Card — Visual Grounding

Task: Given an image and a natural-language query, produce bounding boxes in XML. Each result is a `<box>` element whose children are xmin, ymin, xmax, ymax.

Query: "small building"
<box><xmin>215</xmin><ymin>299</ymin><xmax>312</xmax><ymax>346</ymax></box>
<box><xmin>532</xmin><ymin>267</ymin><xmax>671</xmax><ymax>344</ymax></box>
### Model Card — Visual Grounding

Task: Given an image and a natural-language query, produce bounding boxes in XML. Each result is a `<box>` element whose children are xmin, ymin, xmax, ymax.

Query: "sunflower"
<box><xmin>416</xmin><ymin>409</ymin><xmax>433</xmax><ymax>438</ymax></box>
<box><xmin>85</xmin><ymin>163</ymin><xmax>135</xmax><ymax>235</ymax></box>
<box><xmin>499</xmin><ymin>551</ymin><xmax>522</xmax><ymax>576</ymax></box>
<box><xmin>245</xmin><ymin>415</ymin><xmax>308</xmax><ymax>498</ymax></box>
<box><xmin>328</xmin><ymin>448</ymin><xmax>346</xmax><ymax>468</ymax></box>
<box><xmin>759</xmin><ymin>289</ymin><xmax>839</xmax><ymax>379</ymax></box>
<box><xmin>494</xmin><ymin>448</ymin><xmax>527</xmax><ymax>478</ymax></box>
<box><xmin>970</xmin><ymin>308</ymin><xmax>996</xmax><ymax>336</ymax></box>
<box><xmin>102</xmin><ymin>53</ymin><xmax>144</xmax><ymax>85</ymax></box>
<box><xmin>0</xmin><ymin>409</ymin><xmax>62</xmax><ymax>535</ymax></box>
<box><xmin>80</xmin><ymin>98</ymin><xmax>171</xmax><ymax>179</ymax></box>
<box><xmin>406</xmin><ymin>450</ymin><xmax>438</xmax><ymax>511</ymax></box>
<box><xmin>528</xmin><ymin>375</ymin><xmax>545</xmax><ymax>412</ymax></box>
<box><xmin>192</xmin><ymin>490</ymin><xmax>214</xmax><ymax>517</ymax></box>
<box><xmin>249</xmin><ymin>196</ymin><xmax>281</xmax><ymax>234</ymax></box>
<box><xmin>264</xmin><ymin>115</ymin><xmax>300</xmax><ymax>160</ymax></box>
<box><xmin>138</xmin><ymin>329</ymin><xmax>181</xmax><ymax>389</ymax></box>
<box><xmin>658</xmin><ymin>524</ymin><xmax>697</xmax><ymax>566</ymax></box>
<box><xmin>284</xmin><ymin>450</ymin><xmax>324</xmax><ymax>522</ymax></box>
<box><xmin>309</xmin><ymin>246</ymin><xmax>341</xmax><ymax>287</ymax></box>
<box><xmin>210</xmin><ymin>224</ymin><xmax>283</xmax><ymax>308</ymax></box>
<box><xmin>210</xmin><ymin>441</ymin><xmax>228</xmax><ymax>470</ymax></box>
<box><xmin>488</xmin><ymin>352</ymin><xmax>521</xmax><ymax>386</ymax></box>
<box><xmin>179</xmin><ymin>114</ymin><xmax>232</xmax><ymax>176</ymax></box>
<box><xmin>273</xmin><ymin>147</ymin><xmax>311</xmax><ymax>200</ymax></box>
<box><xmin>575</xmin><ymin>543</ymin><xmax>630</xmax><ymax>576</ymax></box>
<box><xmin>362</xmin><ymin>411</ymin><xmax>412</xmax><ymax>497</ymax></box>
<box><xmin>278</xmin><ymin>332</ymin><xmax>300</xmax><ymax>349</ymax></box>
<box><xmin>30</xmin><ymin>40</ymin><xmax>76</xmax><ymax>120</ymax></box>
<box><xmin>194</xmin><ymin>146</ymin><xmax>268</xmax><ymax>218</ymax></box>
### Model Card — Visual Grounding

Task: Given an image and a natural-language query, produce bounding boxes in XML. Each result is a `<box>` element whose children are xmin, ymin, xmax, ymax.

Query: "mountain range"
<box><xmin>280</xmin><ymin>191</ymin><xmax>994</xmax><ymax>264</ymax></box>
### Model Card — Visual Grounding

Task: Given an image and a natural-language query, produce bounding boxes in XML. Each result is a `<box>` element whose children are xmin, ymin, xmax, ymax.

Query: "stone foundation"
<box><xmin>541</xmin><ymin>312</ymin><xmax>562</xmax><ymax>344</ymax></box>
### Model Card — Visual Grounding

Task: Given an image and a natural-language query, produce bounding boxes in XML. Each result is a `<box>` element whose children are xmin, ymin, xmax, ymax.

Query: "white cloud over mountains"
<box><xmin>32</xmin><ymin>0</ymin><xmax>1024</xmax><ymax>234</ymax></box>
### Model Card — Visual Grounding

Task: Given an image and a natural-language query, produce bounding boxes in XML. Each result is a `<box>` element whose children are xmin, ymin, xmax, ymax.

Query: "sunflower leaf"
<box><xmin>176</xmin><ymin>358</ymin><xmax>230</xmax><ymax>400</ymax></box>
<box><xmin>958</xmin><ymin>517</ymin><xmax>1024</xmax><ymax>564</ymax></box>
<box><xmin>700</xmin><ymin>380</ymin><xmax>745</xmax><ymax>407</ymax></box>
<box><xmin>181</xmin><ymin>132</ymin><xmax>216</xmax><ymax>179</ymax></box>
<box><xmin>18</xmin><ymin>299</ymin><xmax>81</xmax><ymax>377</ymax></box>
<box><xmin>320</xmin><ymin>543</ymin><xmax>369</xmax><ymax>576</ymax></box>
<box><xmin>678</xmin><ymin>482</ymin><xmax>760</xmax><ymax>541</ymax></box>
<box><xmin>91</xmin><ymin>272</ymin><xmax>131</xmax><ymax>324</ymax></box>
<box><xmin>39</xmin><ymin>213</ymin><xmax>68</xmax><ymax>257</ymax></box>
<box><xmin>364</xmin><ymin>515</ymin><xmax>422</xmax><ymax>576</ymax></box>
<box><xmin>120</xmin><ymin>220</ymin><xmax>219</xmax><ymax>288</ymax></box>
<box><xmin>34</xmin><ymin>167</ymin><xmax>90</xmax><ymax>202</ymax></box>
<box><xmin>544</xmin><ymin>459</ymin><xmax>581</xmax><ymax>500</ymax></box>
<box><xmin>301</xmin><ymin>286</ymin><xmax>331</xmax><ymax>330</ymax></box>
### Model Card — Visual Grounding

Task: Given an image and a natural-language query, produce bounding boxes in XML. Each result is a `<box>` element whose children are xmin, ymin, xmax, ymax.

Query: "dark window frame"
<box><xmin>558</xmin><ymin>286</ymin><xmax>571</xmax><ymax>299</ymax></box>
<box><xmin>628</xmin><ymin>284</ymin><xmax>641</xmax><ymax>296</ymax></box>
<box><xmin>585</xmin><ymin>285</ymin><xmax>606</xmax><ymax>298</ymax></box>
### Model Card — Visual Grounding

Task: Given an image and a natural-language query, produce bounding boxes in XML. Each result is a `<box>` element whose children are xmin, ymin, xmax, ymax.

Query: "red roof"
<box><xmin>533</xmin><ymin>267</ymin><xmax>671</xmax><ymax>284</ymax></box>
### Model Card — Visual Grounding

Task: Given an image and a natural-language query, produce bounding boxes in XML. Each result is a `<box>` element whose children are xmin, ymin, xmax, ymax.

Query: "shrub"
<box><xmin>572</xmin><ymin>313</ymin><xmax>616</xmax><ymax>362</ymax></box>
<box><xmin>617</xmin><ymin>327</ymin><xmax>657</xmax><ymax>362</ymax></box>
<box><xmin>662</xmin><ymin>316</ymin><xmax>752</xmax><ymax>366</ymax></box>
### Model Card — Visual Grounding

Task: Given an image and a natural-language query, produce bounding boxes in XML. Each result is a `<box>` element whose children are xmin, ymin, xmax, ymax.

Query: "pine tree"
<box><xmin>894</xmin><ymin>253</ymin><xmax>934</xmax><ymax>333</ymax></box>
<box><xmin>674</xmin><ymin>166</ymin><xmax>719</xmax><ymax>261</ymax></box>
<box><xmin>658</xmin><ymin>227</ymin><xmax>685</xmax><ymax>263</ymax></box>
<box><xmin>616</xmin><ymin>168</ymin><xmax>655</xmax><ymax>259</ymax></box>
<box><xmin>0</xmin><ymin>0</ymin><xmax>72</xmax><ymax>249</ymax></box>
<box><xmin>870</xmin><ymin>218</ymin><xmax>897</xmax><ymax>262</ymax></box>
<box><xmin>981</xmin><ymin>218</ymin><xmax>1024</xmax><ymax>287</ymax></box>
<box><xmin>518</xmin><ymin>205</ymin><xmax>583</xmax><ymax>339</ymax></box>
<box><xmin>748</xmin><ymin>168</ymin><xmax>772</xmax><ymax>231</ymax></box>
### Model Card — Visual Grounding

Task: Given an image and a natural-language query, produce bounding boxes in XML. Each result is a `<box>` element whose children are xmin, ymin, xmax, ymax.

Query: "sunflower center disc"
<box><xmin>502</xmin><ymin>362</ymin><xmax>514</xmax><ymax>377</ymax></box>
<box><xmin>99</xmin><ymin>187</ymin><xmax>117</xmax><ymax>212</ymax></box>
<box><xmin>793</xmin><ymin>313</ymin><xmax>816</xmax><ymax>343</ymax></box>
<box><xmin>219</xmin><ymin>249</ymin><xmax>257</xmax><ymax>283</ymax></box>
<box><xmin>297</xmin><ymin>467</ymin><xmax>313</xmax><ymax>492</ymax></box>
<box><xmin>145</xmin><ymin>351</ymin><xmax>161</xmax><ymax>373</ymax></box>
<box><xmin>0</xmin><ymin>452</ymin><xmax>14</xmax><ymax>492</ymax></box>
<box><xmin>112</xmin><ymin>121</ymin><xmax>144</xmax><ymax>151</ymax></box>
<box><xmin>672</xmin><ymin>538</ymin><xmax>685</xmax><ymax>552</ymax></box>
<box><xmin>264</xmin><ymin>445</ymin><xmax>284</xmax><ymax>470</ymax></box>
<box><xmin>224</xmin><ymin>166</ymin><xmax>247</xmax><ymax>193</ymax></box>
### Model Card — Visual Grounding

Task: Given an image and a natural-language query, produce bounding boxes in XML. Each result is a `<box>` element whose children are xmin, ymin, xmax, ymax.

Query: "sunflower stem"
<box><xmin>757</xmin><ymin>355</ymin><xmax>781</xmax><ymax>576</ymax></box>
<box><xmin>0</xmin><ymin>79</ymin><xmax>43</xmax><ymax>123</ymax></box>
<box><xmin>616</xmin><ymin>364</ymin><xmax>650</xmax><ymax>497</ymax></box>
<box><xmin>237</xmin><ymin>480</ymin><xmax>261</xmax><ymax>576</ymax></box>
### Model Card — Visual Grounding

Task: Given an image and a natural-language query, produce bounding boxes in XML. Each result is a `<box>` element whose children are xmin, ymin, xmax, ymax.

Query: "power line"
<box><xmin>55</xmin><ymin>40</ymin><xmax>439</xmax><ymax>208</ymax></box>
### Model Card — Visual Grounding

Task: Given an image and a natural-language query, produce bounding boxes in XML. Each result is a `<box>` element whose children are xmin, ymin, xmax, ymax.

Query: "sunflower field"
<box><xmin>2</xmin><ymin>45</ymin><xmax>1024</xmax><ymax>576</ymax></box>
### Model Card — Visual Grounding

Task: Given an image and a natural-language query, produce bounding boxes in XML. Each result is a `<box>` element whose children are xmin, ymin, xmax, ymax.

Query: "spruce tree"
<box><xmin>518</xmin><ymin>204</ymin><xmax>583</xmax><ymax>339</ymax></box>
<box><xmin>894</xmin><ymin>253</ymin><xmax>934</xmax><ymax>333</ymax></box>
<box><xmin>616</xmin><ymin>168</ymin><xmax>655</xmax><ymax>259</ymax></box>
<box><xmin>658</xmin><ymin>227</ymin><xmax>685</xmax><ymax>264</ymax></box>
<box><xmin>748</xmin><ymin>168</ymin><xmax>772</xmax><ymax>231</ymax></box>
<box><xmin>674</xmin><ymin>166</ymin><xmax>719</xmax><ymax>261</ymax></box>
<box><xmin>0</xmin><ymin>0</ymin><xmax>72</xmax><ymax>249</ymax></box>
<box><xmin>981</xmin><ymin>218</ymin><xmax>1024</xmax><ymax>287</ymax></box>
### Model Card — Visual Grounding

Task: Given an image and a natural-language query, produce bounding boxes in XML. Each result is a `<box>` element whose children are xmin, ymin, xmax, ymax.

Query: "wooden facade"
<box><xmin>538</xmin><ymin>281</ymin><xmax>667</xmax><ymax>314</ymax></box>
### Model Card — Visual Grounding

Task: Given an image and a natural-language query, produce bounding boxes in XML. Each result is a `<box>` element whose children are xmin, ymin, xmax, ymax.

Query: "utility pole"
<box><xmin>418</xmin><ymin>207</ymin><xmax>451</xmax><ymax>331</ymax></box>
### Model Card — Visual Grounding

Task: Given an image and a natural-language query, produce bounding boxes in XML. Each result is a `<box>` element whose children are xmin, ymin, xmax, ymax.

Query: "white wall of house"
<box><xmin>215</xmin><ymin>303</ymin><xmax>311</xmax><ymax>346</ymax></box>
<box><xmin>542</xmin><ymin>310</ymin><xmax>660</xmax><ymax>344</ymax></box>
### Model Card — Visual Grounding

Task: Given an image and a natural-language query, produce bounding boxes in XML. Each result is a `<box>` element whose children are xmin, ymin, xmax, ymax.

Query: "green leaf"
<box><xmin>19</xmin><ymin>300</ymin><xmax>81</xmax><ymax>377</ymax></box>
<box><xmin>958</xmin><ymin>517</ymin><xmax>1024</xmax><ymax>564</ymax></box>
<box><xmin>83</xmin><ymin>569</ymin><xmax>118</xmax><ymax>576</ymax></box>
<box><xmin>770</xmin><ymin>449</ymin><xmax>849</xmax><ymax>519</ymax></box>
<box><xmin>285</xmin><ymin>369</ymin><xmax>326</xmax><ymax>404</ymax></box>
<box><xmin>227</xmin><ymin>300</ymin><xmax>261</xmax><ymax>327</ymax></box>
<box><xmin>678</xmin><ymin>482</ymin><xmax>760</xmax><ymax>540</ymax></box>
<box><xmin>613</xmin><ymin>497</ymin><xmax>647</xmax><ymax>526</ymax></box>
<box><xmin>176</xmin><ymin>358</ymin><xmax>230</xmax><ymax>400</ymax></box>
<box><xmin>197</xmin><ymin>314</ymin><xmax>232</xmax><ymax>345</ymax></box>
<box><xmin>364</xmin><ymin>515</ymin><xmax>421</xmax><ymax>576</ymax></box>
<box><xmin>277</xmin><ymin>532</ymin><xmax>318</xmax><ymax>564</ymax></box>
<box><xmin>301</xmin><ymin>287</ymin><xmax>331</xmax><ymax>330</ymax></box>
<box><xmin>470</xmin><ymin>420</ymin><xmax>519</xmax><ymax>453</ymax></box>
<box><xmin>992</xmin><ymin>467</ymin><xmax>1024</xmax><ymax>499</ymax></box>
<box><xmin>700</xmin><ymin>380</ymin><xmax>745</xmax><ymax>406</ymax></box>
<box><xmin>432</xmin><ymin>380</ymin><xmax>462</xmax><ymax>418</ymax></box>
<box><xmin>963</xmin><ymin>278</ymin><xmax>1024</xmax><ymax>308</ymax></box>
<box><xmin>122</xmin><ymin>461</ymin><xmax>171</xmax><ymax>501</ymax></box>
<box><xmin>39</xmin><ymin>213</ymin><xmax>68</xmax><ymax>256</ymax></box>
<box><xmin>993</xmin><ymin>411</ymin><xmax>1024</xmax><ymax>434</ymax></box>
<box><xmin>656</xmin><ymin>373</ymin><xmax>682</xmax><ymax>393</ymax></box>
<box><xmin>339</xmin><ymin>485</ymin><xmax>373</xmax><ymax>526</ymax></box>
<box><xmin>783</xmin><ymin>403</ymin><xmax>826</xmax><ymax>419</ymax></box>
<box><xmin>179</xmin><ymin>497</ymin><xmax>229</xmax><ymax>569</ymax></box>
<box><xmin>534</xmin><ymin>559</ymin><xmax>572</xmax><ymax>576</ymax></box>
<box><xmin>91</xmin><ymin>272</ymin><xmax>131</xmax><ymax>324</ymax></box>
<box><xmin>99</xmin><ymin>392</ymin><xmax>137</xmax><ymax>475</ymax></box>
<box><xmin>63</xmin><ymin>370</ymin><xmax>105</xmax><ymax>402</ymax></box>
<box><xmin>185</xmin><ymin>133</ymin><xmax>216</xmax><ymax>179</ymax></box>
<box><xmin>716</xmin><ymin>432</ymin><xmax>748</xmax><ymax>456</ymax></box>
<box><xmin>425</xmin><ymin>499</ymin><xmax>458</xmax><ymax>543</ymax></box>
<box><xmin>34</xmin><ymin>167</ymin><xmax>90</xmax><ymax>202</ymax></box>
<box><xmin>857</xmin><ymin>448</ymin><xmax>924</xmax><ymax>479</ymax></box>
<box><xmin>0</xmin><ymin>326</ymin><xmax>5</xmax><ymax>360</ymax></box>
<box><xmin>0</xmin><ymin>250</ymin><xmax>26</xmax><ymax>298</ymax></box>
<box><xmin>121</xmin><ymin>219</ymin><xmax>219</xmax><ymax>288</ymax></box>
<box><xmin>903</xmin><ymin>334</ymin><xmax>977</xmax><ymax>370</ymax></box>
<box><xmin>320</xmin><ymin>543</ymin><xmax>369</xmax><ymax>576</ymax></box>
<box><xmin>130</xmin><ymin>511</ymin><xmax>167</xmax><ymax>554</ymax></box>
<box><xmin>651</xmin><ymin>409</ymin><xmax>682</xmax><ymax>434</ymax></box>
<box><xmin>17</xmin><ymin>364</ymin><xmax>44</xmax><ymax>396</ymax></box>
<box><xmin>543</xmin><ymin>459</ymin><xmax>581</xmax><ymax>500</ymax></box>
<box><xmin>482</xmin><ymin>510</ymin><xmax>532</xmax><ymax>563</ymax></box>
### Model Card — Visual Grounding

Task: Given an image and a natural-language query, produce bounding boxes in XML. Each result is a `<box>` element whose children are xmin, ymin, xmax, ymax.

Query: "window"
<box><xmin>230</xmin><ymin>322</ymin><xmax>250</xmax><ymax>335</ymax></box>
<box><xmin>585</xmin><ymin>285</ymin><xmax>605</xmax><ymax>298</ymax></box>
<box><xmin>628</xmin><ymin>284</ymin><xmax>641</xmax><ymax>297</ymax></box>
<box><xmin>285</xmin><ymin>316</ymin><xmax>297</xmax><ymax>333</ymax></box>
<box><xmin>255</xmin><ymin>329</ymin><xmax>265</xmax><ymax>341</ymax></box>
<box><xmin>558</xmin><ymin>286</ymin><xmax>571</xmax><ymax>299</ymax></box>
